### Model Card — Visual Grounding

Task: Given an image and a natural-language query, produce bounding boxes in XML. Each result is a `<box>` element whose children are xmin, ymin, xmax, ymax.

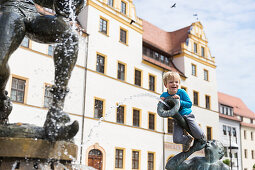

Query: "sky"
<box><xmin>133</xmin><ymin>0</ymin><xmax>255</xmax><ymax>112</ymax></box>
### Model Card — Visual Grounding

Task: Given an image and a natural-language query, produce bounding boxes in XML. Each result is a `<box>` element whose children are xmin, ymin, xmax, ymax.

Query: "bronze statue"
<box><xmin>166</xmin><ymin>139</ymin><xmax>229</xmax><ymax>170</ymax></box>
<box><xmin>158</xmin><ymin>97</ymin><xmax>229</xmax><ymax>170</ymax></box>
<box><xmin>0</xmin><ymin>0</ymin><xmax>84</xmax><ymax>141</ymax></box>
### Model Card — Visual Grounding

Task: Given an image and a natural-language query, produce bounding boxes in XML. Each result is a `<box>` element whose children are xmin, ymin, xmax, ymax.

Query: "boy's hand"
<box><xmin>160</xmin><ymin>97</ymin><xmax>165</xmax><ymax>100</ymax></box>
<box><xmin>171</xmin><ymin>94</ymin><xmax>180</xmax><ymax>99</ymax></box>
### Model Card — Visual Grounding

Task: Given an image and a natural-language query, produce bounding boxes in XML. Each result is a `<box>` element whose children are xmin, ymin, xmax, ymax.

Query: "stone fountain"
<box><xmin>0</xmin><ymin>0</ymin><xmax>84</xmax><ymax>168</ymax></box>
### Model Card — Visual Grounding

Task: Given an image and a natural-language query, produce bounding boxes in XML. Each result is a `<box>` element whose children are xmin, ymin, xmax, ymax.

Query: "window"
<box><xmin>117</xmin><ymin>105</ymin><xmax>125</xmax><ymax>124</ymax></box>
<box><xmin>133</xmin><ymin>109</ymin><xmax>140</xmax><ymax>127</ymax></box>
<box><xmin>219</xmin><ymin>104</ymin><xmax>233</xmax><ymax>116</ymax></box>
<box><xmin>201</xmin><ymin>46</ymin><xmax>205</xmax><ymax>57</ymax></box>
<box><xmin>134</xmin><ymin>69</ymin><xmax>142</xmax><ymax>86</ymax></box>
<box><xmin>11</xmin><ymin>77</ymin><xmax>26</xmax><ymax>103</ymax></box>
<box><xmin>96</xmin><ymin>54</ymin><xmax>105</xmax><ymax>73</ymax></box>
<box><xmin>168</xmin><ymin>118</ymin><xmax>174</xmax><ymax>134</ymax></box>
<box><xmin>115</xmin><ymin>149</ymin><xmax>124</xmax><ymax>168</ymax></box>
<box><xmin>149</xmin><ymin>75</ymin><xmax>155</xmax><ymax>91</ymax></box>
<box><xmin>148</xmin><ymin>113</ymin><xmax>155</xmax><ymax>130</ymax></box>
<box><xmin>148</xmin><ymin>153</ymin><xmax>154</xmax><ymax>170</ymax></box>
<box><xmin>227</xmin><ymin>126</ymin><xmax>231</xmax><ymax>136</ymax></box>
<box><xmin>205</xmin><ymin>95</ymin><xmax>210</xmax><ymax>109</ymax></box>
<box><xmin>132</xmin><ymin>151</ymin><xmax>139</xmax><ymax>169</ymax></box>
<box><xmin>121</xmin><ymin>1</ymin><xmax>126</xmax><ymax>14</ymax></box>
<box><xmin>204</xmin><ymin>69</ymin><xmax>208</xmax><ymax>81</ymax></box>
<box><xmin>94</xmin><ymin>98</ymin><xmax>104</xmax><ymax>118</ymax></box>
<box><xmin>108</xmin><ymin>0</ymin><xmax>113</xmax><ymax>6</ymax></box>
<box><xmin>193</xmin><ymin>91</ymin><xmax>199</xmax><ymax>106</ymax></box>
<box><xmin>251</xmin><ymin>132</ymin><xmax>254</xmax><ymax>141</ymax></box>
<box><xmin>117</xmin><ymin>62</ymin><xmax>126</xmax><ymax>81</ymax></box>
<box><xmin>44</xmin><ymin>85</ymin><xmax>53</xmax><ymax>108</ymax></box>
<box><xmin>206</xmin><ymin>126</ymin><xmax>212</xmax><ymax>140</ymax></box>
<box><xmin>252</xmin><ymin>150</ymin><xmax>255</xmax><ymax>159</ymax></box>
<box><xmin>99</xmin><ymin>17</ymin><xmax>108</xmax><ymax>35</ymax></box>
<box><xmin>194</xmin><ymin>43</ymin><xmax>197</xmax><ymax>53</ymax></box>
<box><xmin>244</xmin><ymin>130</ymin><xmax>247</xmax><ymax>139</ymax></box>
<box><xmin>244</xmin><ymin>149</ymin><xmax>247</xmax><ymax>158</ymax></box>
<box><xmin>232</xmin><ymin>127</ymin><xmax>236</xmax><ymax>137</ymax></box>
<box><xmin>191</xmin><ymin>64</ymin><xmax>197</xmax><ymax>76</ymax></box>
<box><xmin>21</xmin><ymin>37</ymin><xmax>29</xmax><ymax>47</ymax></box>
<box><xmin>251</xmin><ymin>119</ymin><xmax>254</xmax><ymax>124</ymax></box>
<box><xmin>223</xmin><ymin>125</ymin><xmax>226</xmax><ymax>135</ymax></box>
<box><xmin>120</xmin><ymin>28</ymin><xmax>127</xmax><ymax>44</ymax></box>
<box><xmin>48</xmin><ymin>45</ymin><xmax>54</xmax><ymax>56</ymax></box>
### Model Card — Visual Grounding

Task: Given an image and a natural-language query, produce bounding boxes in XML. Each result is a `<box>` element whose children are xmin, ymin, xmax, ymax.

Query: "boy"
<box><xmin>160</xmin><ymin>71</ymin><xmax>205</xmax><ymax>152</ymax></box>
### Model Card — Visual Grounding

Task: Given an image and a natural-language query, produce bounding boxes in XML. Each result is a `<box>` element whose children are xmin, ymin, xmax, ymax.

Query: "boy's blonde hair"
<box><xmin>163</xmin><ymin>71</ymin><xmax>181</xmax><ymax>85</ymax></box>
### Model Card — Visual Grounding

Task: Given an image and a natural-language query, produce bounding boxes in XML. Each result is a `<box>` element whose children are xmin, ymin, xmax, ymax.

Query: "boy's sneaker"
<box><xmin>183</xmin><ymin>135</ymin><xmax>193</xmax><ymax>152</ymax></box>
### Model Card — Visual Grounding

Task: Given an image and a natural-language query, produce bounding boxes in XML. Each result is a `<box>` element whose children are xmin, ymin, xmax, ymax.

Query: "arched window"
<box><xmin>88</xmin><ymin>149</ymin><xmax>103</xmax><ymax>170</ymax></box>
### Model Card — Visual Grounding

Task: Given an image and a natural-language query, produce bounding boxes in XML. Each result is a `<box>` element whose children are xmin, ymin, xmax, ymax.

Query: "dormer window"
<box><xmin>121</xmin><ymin>1</ymin><xmax>126</xmax><ymax>14</ymax></box>
<box><xmin>219</xmin><ymin>104</ymin><xmax>233</xmax><ymax>116</ymax></box>
<box><xmin>108</xmin><ymin>0</ymin><xmax>113</xmax><ymax>7</ymax></box>
<box><xmin>201</xmin><ymin>46</ymin><xmax>205</xmax><ymax>57</ymax></box>
<box><xmin>194</xmin><ymin>43</ymin><xmax>197</xmax><ymax>53</ymax></box>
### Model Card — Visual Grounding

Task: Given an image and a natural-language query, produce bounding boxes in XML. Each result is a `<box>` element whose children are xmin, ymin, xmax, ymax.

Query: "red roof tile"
<box><xmin>142</xmin><ymin>20</ymin><xmax>191</xmax><ymax>55</ymax></box>
<box><xmin>218</xmin><ymin>92</ymin><xmax>255</xmax><ymax>119</ymax></box>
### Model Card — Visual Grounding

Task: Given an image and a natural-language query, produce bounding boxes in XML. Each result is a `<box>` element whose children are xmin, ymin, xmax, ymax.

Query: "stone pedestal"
<box><xmin>0</xmin><ymin>137</ymin><xmax>78</xmax><ymax>169</ymax></box>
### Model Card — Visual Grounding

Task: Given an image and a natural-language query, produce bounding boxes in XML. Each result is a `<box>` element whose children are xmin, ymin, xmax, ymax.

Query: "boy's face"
<box><xmin>165</xmin><ymin>77</ymin><xmax>179</xmax><ymax>95</ymax></box>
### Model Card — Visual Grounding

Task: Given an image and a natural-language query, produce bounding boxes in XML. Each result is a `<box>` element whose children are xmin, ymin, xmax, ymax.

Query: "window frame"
<box><xmin>204</xmin><ymin>69</ymin><xmax>209</xmax><ymax>81</ymax></box>
<box><xmin>99</xmin><ymin>16</ymin><xmax>109</xmax><ymax>35</ymax></box>
<box><xmin>193</xmin><ymin>42</ymin><xmax>198</xmax><ymax>54</ymax></box>
<box><xmin>147</xmin><ymin>152</ymin><xmax>155</xmax><ymax>170</ymax></box>
<box><xmin>117</xmin><ymin>61</ymin><xmax>127</xmax><ymax>81</ymax></box>
<box><xmin>119</xmin><ymin>27</ymin><xmax>128</xmax><ymax>45</ymax></box>
<box><xmin>132</xmin><ymin>150</ymin><xmax>140</xmax><ymax>170</ymax></box>
<box><xmin>115</xmin><ymin>147</ymin><xmax>125</xmax><ymax>169</ymax></box>
<box><xmin>132</xmin><ymin>108</ymin><xmax>141</xmax><ymax>127</ymax></box>
<box><xmin>148</xmin><ymin>112</ymin><xmax>156</xmax><ymax>130</ymax></box>
<box><xmin>134</xmin><ymin>68</ymin><xmax>143</xmax><ymax>87</ymax></box>
<box><xmin>116</xmin><ymin>104</ymin><xmax>126</xmax><ymax>124</ymax></box>
<box><xmin>43</xmin><ymin>83</ymin><xmax>53</xmax><ymax>108</ymax></box>
<box><xmin>10</xmin><ymin>75</ymin><xmax>28</xmax><ymax>104</ymax></box>
<box><xmin>96</xmin><ymin>52</ymin><xmax>107</xmax><ymax>74</ymax></box>
<box><xmin>93</xmin><ymin>97</ymin><xmax>105</xmax><ymax>119</ymax></box>
<box><xmin>205</xmin><ymin>95</ymin><xmax>211</xmax><ymax>109</ymax></box>
<box><xmin>120</xmin><ymin>1</ymin><xmax>127</xmax><ymax>15</ymax></box>
<box><xmin>107</xmin><ymin>0</ymin><xmax>114</xmax><ymax>7</ymax></box>
<box><xmin>201</xmin><ymin>46</ymin><xmax>205</xmax><ymax>57</ymax></box>
<box><xmin>148</xmin><ymin>74</ymin><xmax>156</xmax><ymax>92</ymax></box>
<box><xmin>191</xmin><ymin>64</ymin><xmax>197</xmax><ymax>76</ymax></box>
<box><xmin>206</xmin><ymin>126</ymin><xmax>212</xmax><ymax>140</ymax></box>
<box><xmin>193</xmin><ymin>90</ymin><xmax>199</xmax><ymax>106</ymax></box>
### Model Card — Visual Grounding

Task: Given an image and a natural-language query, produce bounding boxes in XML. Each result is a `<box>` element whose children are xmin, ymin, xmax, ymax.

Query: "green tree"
<box><xmin>223</xmin><ymin>159</ymin><xmax>230</xmax><ymax>166</ymax></box>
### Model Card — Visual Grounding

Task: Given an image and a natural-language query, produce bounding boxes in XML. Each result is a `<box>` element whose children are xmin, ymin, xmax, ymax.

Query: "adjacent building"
<box><xmin>218</xmin><ymin>92</ymin><xmax>255</xmax><ymax>170</ymax></box>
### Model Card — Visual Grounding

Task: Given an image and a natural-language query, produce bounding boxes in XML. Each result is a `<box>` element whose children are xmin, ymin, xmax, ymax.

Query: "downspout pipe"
<box><xmin>80</xmin><ymin>33</ymin><xmax>90</xmax><ymax>164</ymax></box>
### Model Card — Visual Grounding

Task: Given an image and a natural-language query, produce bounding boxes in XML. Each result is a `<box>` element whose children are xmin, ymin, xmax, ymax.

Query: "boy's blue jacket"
<box><xmin>160</xmin><ymin>89</ymin><xmax>192</xmax><ymax>116</ymax></box>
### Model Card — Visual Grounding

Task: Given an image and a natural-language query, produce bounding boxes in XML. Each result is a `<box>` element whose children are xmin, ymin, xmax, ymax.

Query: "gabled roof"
<box><xmin>142</xmin><ymin>20</ymin><xmax>191</xmax><ymax>55</ymax></box>
<box><xmin>218</xmin><ymin>92</ymin><xmax>255</xmax><ymax>119</ymax></box>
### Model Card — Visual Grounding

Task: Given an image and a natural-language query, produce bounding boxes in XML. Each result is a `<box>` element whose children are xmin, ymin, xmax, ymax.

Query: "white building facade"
<box><xmin>5</xmin><ymin>0</ymin><xmax>224</xmax><ymax>170</ymax></box>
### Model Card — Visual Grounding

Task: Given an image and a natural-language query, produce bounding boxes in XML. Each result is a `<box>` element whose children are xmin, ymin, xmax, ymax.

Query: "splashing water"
<box><xmin>83</xmin><ymin>93</ymin><xmax>169</xmax><ymax>145</ymax></box>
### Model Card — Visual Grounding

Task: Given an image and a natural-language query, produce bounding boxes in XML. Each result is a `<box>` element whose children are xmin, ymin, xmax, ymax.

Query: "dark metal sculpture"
<box><xmin>165</xmin><ymin>140</ymin><xmax>230</xmax><ymax>170</ymax></box>
<box><xmin>0</xmin><ymin>0</ymin><xmax>84</xmax><ymax>141</ymax></box>
<box><xmin>157</xmin><ymin>97</ymin><xmax>229</xmax><ymax>170</ymax></box>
